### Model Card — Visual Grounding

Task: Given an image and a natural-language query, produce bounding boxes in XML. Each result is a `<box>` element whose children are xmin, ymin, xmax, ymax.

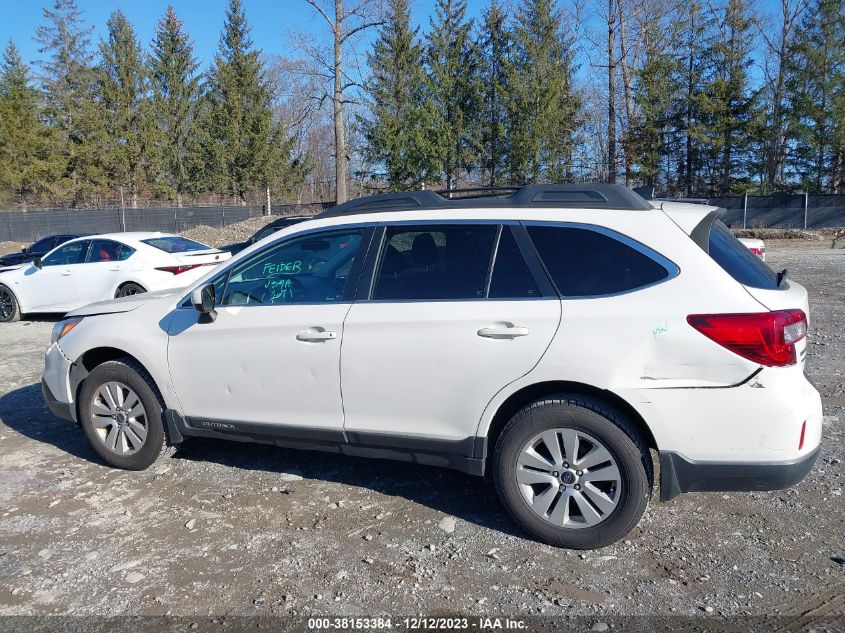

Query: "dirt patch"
<box><xmin>0</xmin><ymin>241</ymin><xmax>24</xmax><ymax>257</ymax></box>
<box><xmin>181</xmin><ymin>208</ymin><xmax>321</xmax><ymax>249</ymax></box>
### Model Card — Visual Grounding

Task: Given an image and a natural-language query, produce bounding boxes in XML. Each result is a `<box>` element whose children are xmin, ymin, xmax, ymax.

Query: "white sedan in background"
<box><xmin>738</xmin><ymin>237</ymin><xmax>766</xmax><ymax>260</ymax></box>
<box><xmin>0</xmin><ymin>232</ymin><xmax>230</xmax><ymax>322</ymax></box>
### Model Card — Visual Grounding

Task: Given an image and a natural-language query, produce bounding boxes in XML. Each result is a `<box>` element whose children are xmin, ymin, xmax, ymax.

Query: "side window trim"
<box><xmin>482</xmin><ymin>225</ymin><xmax>504</xmax><ymax>298</ymax></box>
<box><xmin>509</xmin><ymin>224</ymin><xmax>558</xmax><ymax>298</ymax></box>
<box><xmin>522</xmin><ymin>221</ymin><xmax>680</xmax><ymax>299</ymax></box>
<box><xmin>357</xmin><ymin>225</ymin><xmax>385</xmax><ymax>301</ymax></box>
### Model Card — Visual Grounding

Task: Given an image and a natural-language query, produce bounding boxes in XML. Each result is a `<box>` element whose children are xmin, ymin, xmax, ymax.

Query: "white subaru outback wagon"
<box><xmin>42</xmin><ymin>184</ymin><xmax>822</xmax><ymax>549</ymax></box>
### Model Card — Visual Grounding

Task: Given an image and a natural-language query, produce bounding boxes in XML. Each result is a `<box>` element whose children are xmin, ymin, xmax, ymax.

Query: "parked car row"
<box><xmin>0</xmin><ymin>232</ymin><xmax>229</xmax><ymax>322</ymax></box>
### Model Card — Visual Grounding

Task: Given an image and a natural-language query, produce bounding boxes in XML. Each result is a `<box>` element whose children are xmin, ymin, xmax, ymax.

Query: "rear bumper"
<box><xmin>659</xmin><ymin>446</ymin><xmax>820</xmax><ymax>501</ymax></box>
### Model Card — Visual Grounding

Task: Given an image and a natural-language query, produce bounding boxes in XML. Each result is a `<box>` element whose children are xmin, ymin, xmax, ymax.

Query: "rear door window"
<box><xmin>87</xmin><ymin>239</ymin><xmax>135</xmax><ymax>263</ymax></box>
<box><xmin>707</xmin><ymin>220</ymin><xmax>779</xmax><ymax>289</ymax></box>
<box><xmin>371</xmin><ymin>224</ymin><xmax>497</xmax><ymax>300</ymax></box>
<box><xmin>527</xmin><ymin>225</ymin><xmax>672</xmax><ymax>297</ymax></box>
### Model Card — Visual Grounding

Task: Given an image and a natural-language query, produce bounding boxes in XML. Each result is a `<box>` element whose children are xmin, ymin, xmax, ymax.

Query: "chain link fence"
<box><xmin>708</xmin><ymin>194</ymin><xmax>845</xmax><ymax>229</ymax></box>
<box><xmin>3</xmin><ymin>194</ymin><xmax>844</xmax><ymax>244</ymax></box>
<box><xmin>0</xmin><ymin>204</ymin><xmax>331</xmax><ymax>244</ymax></box>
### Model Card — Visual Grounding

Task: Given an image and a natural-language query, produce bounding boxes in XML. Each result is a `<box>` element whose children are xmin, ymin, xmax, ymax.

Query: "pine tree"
<box><xmin>700</xmin><ymin>0</ymin><xmax>759</xmax><ymax>194</ymax></box>
<box><xmin>148</xmin><ymin>6</ymin><xmax>203</xmax><ymax>206</ymax></box>
<box><xmin>204</xmin><ymin>0</ymin><xmax>299</xmax><ymax>203</ymax></box>
<box><xmin>784</xmin><ymin>0</ymin><xmax>845</xmax><ymax>192</ymax></box>
<box><xmin>362</xmin><ymin>0</ymin><xmax>440</xmax><ymax>190</ymax></box>
<box><xmin>0</xmin><ymin>41</ymin><xmax>55</xmax><ymax>204</ymax></box>
<box><xmin>99</xmin><ymin>10</ymin><xmax>150</xmax><ymax>208</ymax></box>
<box><xmin>507</xmin><ymin>0</ymin><xmax>580</xmax><ymax>183</ymax></box>
<box><xmin>630</xmin><ymin>12</ymin><xmax>679</xmax><ymax>187</ymax></box>
<box><xmin>35</xmin><ymin>0</ymin><xmax>106</xmax><ymax>205</ymax></box>
<box><xmin>425</xmin><ymin>0</ymin><xmax>481</xmax><ymax>191</ymax></box>
<box><xmin>478</xmin><ymin>0</ymin><xmax>511</xmax><ymax>186</ymax></box>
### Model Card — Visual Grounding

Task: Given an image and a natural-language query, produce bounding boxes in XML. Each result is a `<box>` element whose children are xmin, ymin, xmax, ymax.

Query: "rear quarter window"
<box><xmin>142</xmin><ymin>236</ymin><xmax>210</xmax><ymax>253</ymax></box>
<box><xmin>527</xmin><ymin>225</ymin><xmax>673</xmax><ymax>297</ymax></box>
<box><xmin>707</xmin><ymin>221</ymin><xmax>779</xmax><ymax>289</ymax></box>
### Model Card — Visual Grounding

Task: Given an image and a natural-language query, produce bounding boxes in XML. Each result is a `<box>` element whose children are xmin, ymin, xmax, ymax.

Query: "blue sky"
<box><xmin>0</xmin><ymin>0</ymin><xmax>447</xmax><ymax>69</ymax></box>
<box><xmin>1</xmin><ymin>0</ymin><xmax>781</xmax><ymax>74</ymax></box>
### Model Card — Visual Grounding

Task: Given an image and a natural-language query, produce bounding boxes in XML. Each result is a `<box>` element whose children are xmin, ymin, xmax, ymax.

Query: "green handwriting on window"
<box><xmin>263</xmin><ymin>260</ymin><xmax>302</xmax><ymax>276</ymax></box>
<box><xmin>265</xmin><ymin>277</ymin><xmax>294</xmax><ymax>302</ymax></box>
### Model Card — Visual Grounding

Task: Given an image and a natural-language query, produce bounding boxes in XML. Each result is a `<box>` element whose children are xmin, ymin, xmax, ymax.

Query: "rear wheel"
<box><xmin>0</xmin><ymin>285</ymin><xmax>20</xmax><ymax>322</ymax></box>
<box><xmin>116</xmin><ymin>283</ymin><xmax>145</xmax><ymax>298</ymax></box>
<box><xmin>78</xmin><ymin>359</ymin><xmax>173</xmax><ymax>470</ymax></box>
<box><xmin>493</xmin><ymin>395</ymin><xmax>652</xmax><ymax>549</ymax></box>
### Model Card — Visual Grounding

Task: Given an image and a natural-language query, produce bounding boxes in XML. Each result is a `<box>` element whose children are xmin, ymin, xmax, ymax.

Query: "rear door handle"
<box><xmin>296</xmin><ymin>329</ymin><xmax>337</xmax><ymax>342</ymax></box>
<box><xmin>477</xmin><ymin>325</ymin><xmax>530</xmax><ymax>339</ymax></box>
<box><xmin>109</xmin><ymin>267</ymin><xmax>121</xmax><ymax>272</ymax></box>
<box><xmin>60</xmin><ymin>270</ymin><xmax>73</xmax><ymax>276</ymax></box>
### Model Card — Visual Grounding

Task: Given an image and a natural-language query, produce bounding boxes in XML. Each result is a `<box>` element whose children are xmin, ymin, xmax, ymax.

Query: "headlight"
<box><xmin>51</xmin><ymin>317</ymin><xmax>83</xmax><ymax>345</ymax></box>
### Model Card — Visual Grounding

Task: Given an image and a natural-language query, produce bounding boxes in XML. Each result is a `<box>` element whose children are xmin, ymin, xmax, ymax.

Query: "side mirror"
<box><xmin>191</xmin><ymin>283</ymin><xmax>217</xmax><ymax>323</ymax></box>
<box><xmin>21</xmin><ymin>245</ymin><xmax>27</xmax><ymax>253</ymax></box>
<box><xmin>33</xmin><ymin>257</ymin><xmax>43</xmax><ymax>269</ymax></box>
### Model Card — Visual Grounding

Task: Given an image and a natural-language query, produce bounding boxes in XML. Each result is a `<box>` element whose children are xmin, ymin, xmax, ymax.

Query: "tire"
<box><xmin>0</xmin><ymin>284</ymin><xmax>21</xmax><ymax>322</ymax></box>
<box><xmin>115</xmin><ymin>283</ymin><xmax>146</xmax><ymax>298</ymax></box>
<box><xmin>493</xmin><ymin>394</ymin><xmax>652</xmax><ymax>549</ymax></box>
<box><xmin>78</xmin><ymin>358</ymin><xmax>175</xmax><ymax>470</ymax></box>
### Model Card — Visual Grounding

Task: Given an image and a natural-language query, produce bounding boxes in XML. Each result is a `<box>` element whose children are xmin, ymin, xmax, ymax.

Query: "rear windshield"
<box><xmin>708</xmin><ymin>220</ymin><xmax>779</xmax><ymax>289</ymax></box>
<box><xmin>141</xmin><ymin>236</ymin><xmax>210</xmax><ymax>253</ymax></box>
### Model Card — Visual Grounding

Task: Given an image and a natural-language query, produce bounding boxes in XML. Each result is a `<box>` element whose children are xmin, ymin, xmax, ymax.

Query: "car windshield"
<box><xmin>141</xmin><ymin>236</ymin><xmax>210</xmax><ymax>253</ymax></box>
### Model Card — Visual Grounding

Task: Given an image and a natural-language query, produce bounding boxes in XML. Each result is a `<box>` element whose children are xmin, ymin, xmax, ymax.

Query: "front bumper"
<box><xmin>42</xmin><ymin>378</ymin><xmax>75</xmax><ymax>422</ymax></box>
<box><xmin>42</xmin><ymin>342</ymin><xmax>75</xmax><ymax>422</ymax></box>
<box><xmin>659</xmin><ymin>446</ymin><xmax>820</xmax><ymax>501</ymax></box>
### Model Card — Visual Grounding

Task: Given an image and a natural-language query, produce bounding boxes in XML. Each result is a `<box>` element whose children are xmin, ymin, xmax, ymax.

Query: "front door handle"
<box><xmin>60</xmin><ymin>270</ymin><xmax>73</xmax><ymax>276</ymax></box>
<box><xmin>477</xmin><ymin>324</ymin><xmax>530</xmax><ymax>339</ymax></box>
<box><xmin>296</xmin><ymin>329</ymin><xmax>337</xmax><ymax>342</ymax></box>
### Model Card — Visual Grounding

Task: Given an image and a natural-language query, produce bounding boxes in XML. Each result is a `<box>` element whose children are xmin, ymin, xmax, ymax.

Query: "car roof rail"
<box><xmin>316</xmin><ymin>183</ymin><xmax>653</xmax><ymax>218</ymax></box>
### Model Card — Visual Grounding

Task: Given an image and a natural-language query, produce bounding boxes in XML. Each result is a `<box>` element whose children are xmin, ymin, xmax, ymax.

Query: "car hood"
<box><xmin>67</xmin><ymin>288</ymin><xmax>183</xmax><ymax>317</ymax></box>
<box><xmin>0</xmin><ymin>262</ymin><xmax>27</xmax><ymax>275</ymax></box>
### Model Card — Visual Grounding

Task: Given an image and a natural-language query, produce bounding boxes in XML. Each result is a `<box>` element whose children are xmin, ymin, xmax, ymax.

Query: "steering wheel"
<box><xmin>260</xmin><ymin>275</ymin><xmax>308</xmax><ymax>304</ymax></box>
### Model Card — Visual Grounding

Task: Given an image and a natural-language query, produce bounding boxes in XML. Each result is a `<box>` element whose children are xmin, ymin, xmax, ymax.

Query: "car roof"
<box><xmin>316</xmin><ymin>184</ymin><xmax>654</xmax><ymax>219</ymax></box>
<box><xmin>63</xmin><ymin>231</ymin><xmax>183</xmax><ymax>245</ymax></box>
<box><xmin>265</xmin><ymin>215</ymin><xmax>312</xmax><ymax>227</ymax></box>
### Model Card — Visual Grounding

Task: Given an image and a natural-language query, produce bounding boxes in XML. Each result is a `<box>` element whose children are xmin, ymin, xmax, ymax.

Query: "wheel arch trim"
<box><xmin>474</xmin><ymin>379</ymin><xmax>660</xmax><ymax>468</ymax></box>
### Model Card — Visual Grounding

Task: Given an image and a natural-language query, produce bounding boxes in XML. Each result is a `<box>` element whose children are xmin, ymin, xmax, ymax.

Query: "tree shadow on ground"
<box><xmin>0</xmin><ymin>382</ymin><xmax>526</xmax><ymax>539</ymax></box>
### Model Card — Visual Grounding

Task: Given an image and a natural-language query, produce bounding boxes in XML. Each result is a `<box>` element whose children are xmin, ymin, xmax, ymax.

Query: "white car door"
<box><xmin>340</xmin><ymin>223</ymin><xmax>561</xmax><ymax>451</ymax></box>
<box><xmin>167</xmin><ymin>226</ymin><xmax>373</xmax><ymax>435</ymax></box>
<box><xmin>21</xmin><ymin>239</ymin><xmax>90</xmax><ymax>311</ymax></box>
<box><xmin>72</xmin><ymin>239</ymin><xmax>136</xmax><ymax>305</ymax></box>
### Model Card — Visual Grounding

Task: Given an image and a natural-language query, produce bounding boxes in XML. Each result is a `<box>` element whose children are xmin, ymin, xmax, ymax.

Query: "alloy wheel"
<box><xmin>89</xmin><ymin>381</ymin><xmax>148</xmax><ymax>456</ymax></box>
<box><xmin>516</xmin><ymin>428</ymin><xmax>622</xmax><ymax>529</ymax></box>
<box><xmin>0</xmin><ymin>287</ymin><xmax>14</xmax><ymax>321</ymax></box>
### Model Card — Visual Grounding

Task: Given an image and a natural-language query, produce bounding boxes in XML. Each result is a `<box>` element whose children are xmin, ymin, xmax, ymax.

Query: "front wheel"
<box><xmin>493</xmin><ymin>395</ymin><xmax>652</xmax><ymax>549</ymax></box>
<box><xmin>0</xmin><ymin>285</ymin><xmax>20</xmax><ymax>322</ymax></box>
<box><xmin>78</xmin><ymin>359</ymin><xmax>173</xmax><ymax>470</ymax></box>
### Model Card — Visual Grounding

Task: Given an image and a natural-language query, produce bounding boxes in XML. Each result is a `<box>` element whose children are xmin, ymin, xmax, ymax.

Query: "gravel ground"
<box><xmin>0</xmin><ymin>242</ymin><xmax>842</xmax><ymax>620</ymax></box>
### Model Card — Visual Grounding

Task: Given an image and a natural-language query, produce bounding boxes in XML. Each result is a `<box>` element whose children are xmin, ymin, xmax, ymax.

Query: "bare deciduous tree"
<box><xmin>297</xmin><ymin>0</ymin><xmax>383</xmax><ymax>204</ymax></box>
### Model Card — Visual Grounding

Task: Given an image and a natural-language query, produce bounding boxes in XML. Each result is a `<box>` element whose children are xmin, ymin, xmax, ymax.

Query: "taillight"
<box><xmin>749</xmin><ymin>247</ymin><xmax>763</xmax><ymax>256</ymax></box>
<box><xmin>155</xmin><ymin>264</ymin><xmax>204</xmax><ymax>275</ymax></box>
<box><xmin>686</xmin><ymin>309</ymin><xmax>807</xmax><ymax>367</ymax></box>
